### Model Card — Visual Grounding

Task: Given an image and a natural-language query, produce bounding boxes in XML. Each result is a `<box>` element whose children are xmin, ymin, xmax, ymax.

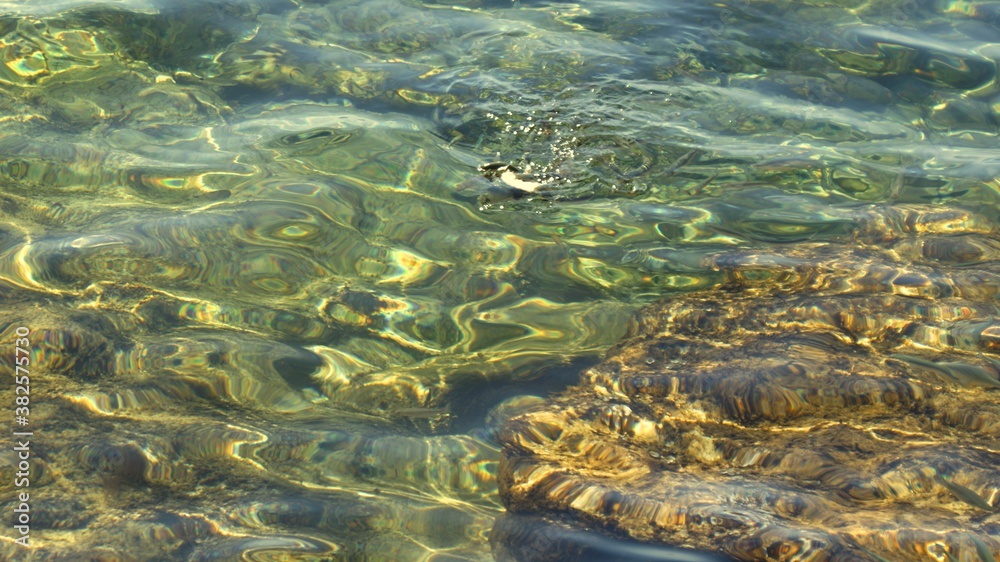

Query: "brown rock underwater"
<box><xmin>493</xmin><ymin>202</ymin><xmax>1000</xmax><ymax>562</ymax></box>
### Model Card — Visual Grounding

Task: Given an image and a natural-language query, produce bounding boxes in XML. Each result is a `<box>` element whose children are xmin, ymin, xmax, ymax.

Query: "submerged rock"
<box><xmin>494</xmin><ymin>202</ymin><xmax>1000</xmax><ymax>561</ymax></box>
<box><xmin>818</xmin><ymin>25</ymin><xmax>996</xmax><ymax>92</ymax></box>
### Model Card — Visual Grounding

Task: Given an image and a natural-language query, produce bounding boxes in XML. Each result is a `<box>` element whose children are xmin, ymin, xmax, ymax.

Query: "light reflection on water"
<box><xmin>0</xmin><ymin>0</ymin><xmax>998</xmax><ymax>559</ymax></box>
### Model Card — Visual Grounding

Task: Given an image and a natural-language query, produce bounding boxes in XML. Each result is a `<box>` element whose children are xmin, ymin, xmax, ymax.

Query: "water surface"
<box><xmin>0</xmin><ymin>0</ymin><xmax>999</xmax><ymax>559</ymax></box>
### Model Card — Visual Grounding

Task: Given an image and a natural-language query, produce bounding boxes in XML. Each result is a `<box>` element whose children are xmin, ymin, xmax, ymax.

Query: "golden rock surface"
<box><xmin>495</xmin><ymin>203</ymin><xmax>1000</xmax><ymax>562</ymax></box>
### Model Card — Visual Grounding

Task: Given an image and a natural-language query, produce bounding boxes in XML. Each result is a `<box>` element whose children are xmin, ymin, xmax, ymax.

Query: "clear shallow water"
<box><xmin>0</xmin><ymin>0</ymin><xmax>998</xmax><ymax>560</ymax></box>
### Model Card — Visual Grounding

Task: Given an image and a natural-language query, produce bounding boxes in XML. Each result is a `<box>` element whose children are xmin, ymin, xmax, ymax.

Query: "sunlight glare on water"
<box><xmin>1</xmin><ymin>0</ymin><xmax>999</xmax><ymax>560</ymax></box>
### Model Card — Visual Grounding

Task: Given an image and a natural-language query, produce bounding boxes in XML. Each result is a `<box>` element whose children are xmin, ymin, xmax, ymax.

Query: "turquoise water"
<box><xmin>0</xmin><ymin>0</ymin><xmax>998</xmax><ymax>559</ymax></box>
